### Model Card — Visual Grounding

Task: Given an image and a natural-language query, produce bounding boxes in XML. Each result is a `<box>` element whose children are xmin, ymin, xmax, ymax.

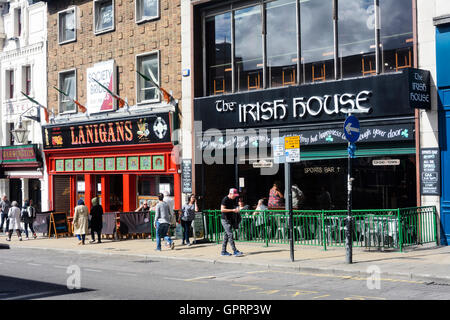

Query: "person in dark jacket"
<box><xmin>22</xmin><ymin>200</ymin><xmax>37</xmax><ymax>240</ymax></box>
<box><xmin>89</xmin><ymin>197</ymin><xmax>103</xmax><ymax>243</ymax></box>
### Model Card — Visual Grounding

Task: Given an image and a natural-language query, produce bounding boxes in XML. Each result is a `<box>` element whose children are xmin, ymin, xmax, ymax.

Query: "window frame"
<box><xmin>58</xmin><ymin>7</ymin><xmax>77</xmax><ymax>45</ymax></box>
<box><xmin>58</xmin><ymin>68</ymin><xmax>77</xmax><ymax>115</ymax></box>
<box><xmin>5</xmin><ymin>69</ymin><xmax>14</xmax><ymax>100</ymax></box>
<box><xmin>22</xmin><ymin>65</ymin><xmax>32</xmax><ymax>96</ymax></box>
<box><xmin>93</xmin><ymin>0</ymin><xmax>115</xmax><ymax>35</ymax></box>
<box><xmin>135</xmin><ymin>50</ymin><xmax>161</xmax><ymax>105</ymax></box>
<box><xmin>135</xmin><ymin>0</ymin><xmax>160</xmax><ymax>24</ymax></box>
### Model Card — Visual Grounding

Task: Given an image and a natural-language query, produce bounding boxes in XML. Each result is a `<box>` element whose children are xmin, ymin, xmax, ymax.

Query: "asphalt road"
<box><xmin>0</xmin><ymin>247</ymin><xmax>449</xmax><ymax>301</ymax></box>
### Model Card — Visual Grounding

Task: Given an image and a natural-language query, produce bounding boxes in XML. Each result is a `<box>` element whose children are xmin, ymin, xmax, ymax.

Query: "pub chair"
<box><xmin>213</xmin><ymin>76</ymin><xmax>225</xmax><ymax>95</ymax></box>
<box><xmin>312</xmin><ymin>62</ymin><xmax>326</xmax><ymax>82</ymax></box>
<box><xmin>395</xmin><ymin>47</ymin><xmax>412</xmax><ymax>71</ymax></box>
<box><xmin>361</xmin><ymin>53</ymin><xmax>376</xmax><ymax>76</ymax></box>
<box><xmin>282</xmin><ymin>66</ymin><xmax>296</xmax><ymax>86</ymax></box>
<box><xmin>247</xmin><ymin>71</ymin><xmax>261</xmax><ymax>90</ymax></box>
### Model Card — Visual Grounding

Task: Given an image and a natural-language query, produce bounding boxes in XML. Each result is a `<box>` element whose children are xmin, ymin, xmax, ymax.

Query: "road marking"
<box><xmin>344</xmin><ymin>295</ymin><xmax>386</xmax><ymax>300</ymax></box>
<box><xmin>54</xmin><ymin>265</ymin><xmax>67</xmax><ymax>269</ymax></box>
<box><xmin>312</xmin><ymin>294</ymin><xmax>331</xmax><ymax>299</ymax></box>
<box><xmin>286</xmin><ymin>289</ymin><xmax>319</xmax><ymax>297</ymax></box>
<box><xmin>27</xmin><ymin>263</ymin><xmax>42</xmax><ymax>266</ymax></box>
<box><xmin>232</xmin><ymin>284</ymin><xmax>262</xmax><ymax>292</ymax></box>
<box><xmin>184</xmin><ymin>275</ymin><xmax>216</xmax><ymax>282</ymax></box>
<box><xmin>4</xmin><ymin>291</ymin><xmax>56</xmax><ymax>300</ymax></box>
<box><xmin>116</xmin><ymin>272</ymin><xmax>137</xmax><ymax>277</ymax></box>
<box><xmin>85</xmin><ymin>268</ymin><xmax>102</xmax><ymax>273</ymax></box>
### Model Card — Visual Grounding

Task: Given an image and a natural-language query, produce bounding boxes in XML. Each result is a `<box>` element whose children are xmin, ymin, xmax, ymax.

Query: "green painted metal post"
<box><xmin>398</xmin><ymin>208</ymin><xmax>403</xmax><ymax>252</ymax></box>
<box><xmin>264</xmin><ymin>210</ymin><xmax>269</xmax><ymax>247</ymax></box>
<box><xmin>322</xmin><ymin>210</ymin><xmax>327</xmax><ymax>251</ymax></box>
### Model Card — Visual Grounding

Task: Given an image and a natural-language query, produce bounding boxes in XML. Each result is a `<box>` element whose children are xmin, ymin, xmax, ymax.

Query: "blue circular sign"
<box><xmin>344</xmin><ymin>115</ymin><xmax>360</xmax><ymax>143</ymax></box>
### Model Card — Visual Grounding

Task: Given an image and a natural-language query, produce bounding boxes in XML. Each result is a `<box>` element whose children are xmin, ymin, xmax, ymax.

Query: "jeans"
<box><xmin>0</xmin><ymin>213</ymin><xmax>8</xmax><ymax>231</ymax></box>
<box><xmin>23</xmin><ymin>221</ymin><xmax>35</xmax><ymax>238</ymax></box>
<box><xmin>221</xmin><ymin>218</ymin><xmax>237</xmax><ymax>254</ymax></box>
<box><xmin>76</xmin><ymin>234</ymin><xmax>86</xmax><ymax>243</ymax></box>
<box><xmin>155</xmin><ymin>222</ymin><xmax>173</xmax><ymax>250</ymax></box>
<box><xmin>91</xmin><ymin>230</ymin><xmax>101</xmax><ymax>242</ymax></box>
<box><xmin>181</xmin><ymin>220</ymin><xmax>192</xmax><ymax>244</ymax></box>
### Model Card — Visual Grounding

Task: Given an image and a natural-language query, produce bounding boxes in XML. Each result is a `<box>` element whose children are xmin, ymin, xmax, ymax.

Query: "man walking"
<box><xmin>220</xmin><ymin>188</ymin><xmax>243</xmax><ymax>257</ymax></box>
<box><xmin>0</xmin><ymin>195</ymin><xmax>11</xmax><ymax>233</ymax></box>
<box><xmin>154</xmin><ymin>193</ymin><xmax>175</xmax><ymax>251</ymax></box>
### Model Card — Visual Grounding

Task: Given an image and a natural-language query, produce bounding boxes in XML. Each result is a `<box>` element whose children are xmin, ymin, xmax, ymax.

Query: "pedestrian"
<box><xmin>6</xmin><ymin>201</ymin><xmax>22</xmax><ymax>241</ymax></box>
<box><xmin>89</xmin><ymin>197</ymin><xmax>103</xmax><ymax>244</ymax></box>
<box><xmin>73</xmin><ymin>199</ymin><xmax>89</xmax><ymax>245</ymax></box>
<box><xmin>154</xmin><ymin>193</ymin><xmax>175</xmax><ymax>251</ymax></box>
<box><xmin>317</xmin><ymin>186</ymin><xmax>332</xmax><ymax>210</ymax></box>
<box><xmin>291</xmin><ymin>184</ymin><xmax>305</xmax><ymax>210</ymax></box>
<box><xmin>268</xmin><ymin>181</ymin><xmax>284</xmax><ymax>208</ymax></box>
<box><xmin>220</xmin><ymin>188</ymin><xmax>243</xmax><ymax>257</ymax></box>
<box><xmin>135</xmin><ymin>200</ymin><xmax>150</xmax><ymax>212</ymax></box>
<box><xmin>22</xmin><ymin>200</ymin><xmax>37</xmax><ymax>240</ymax></box>
<box><xmin>254</xmin><ymin>198</ymin><xmax>268</xmax><ymax>238</ymax></box>
<box><xmin>149</xmin><ymin>200</ymin><xmax>158</xmax><ymax>211</ymax></box>
<box><xmin>180</xmin><ymin>194</ymin><xmax>199</xmax><ymax>246</ymax></box>
<box><xmin>0</xmin><ymin>195</ymin><xmax>11</xmax><ymax>233</ymax></box>
<box><xmin>238</xmin><ymin>198</ymin><xmax>249</xmax><ymax>211</ymax></box>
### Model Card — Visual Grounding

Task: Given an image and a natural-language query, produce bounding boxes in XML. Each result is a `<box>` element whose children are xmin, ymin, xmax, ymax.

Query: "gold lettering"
<box><xmin>116</xmin><ymin>122</ymin><xmax>125</xmax><ymax>142</ymax></box>
<box><xmin>78</xmin><ymin>126</ymin><xmax>86</xmax><ymax>144</ymax></box>
<box><xmin>93</xmin><ymin>124</ymin><xmax>99</xmax><ymax>143</ymax></box>
<box><xmin>71</xmin><ymin>127</ymin><xmax>79</xmax><ymax>145</ymax></box>
<box><xmin>107</xmin><ymin>122</ymin><xmax>116</xmax><ymax>142</ymax></box>
<box><xmin>99</xmin><ymin>124</ymin><xmax>108</xmax><ymax>143</ymax></box>
<box><xmin>86</xmin><ymin>125</ymin><xmax>94</xmax><ymax>144</ymax></box>
<box><xmin>124</xmin><ymin>121</ymin><xmax>133</xmax><ymax>141</ymax></box>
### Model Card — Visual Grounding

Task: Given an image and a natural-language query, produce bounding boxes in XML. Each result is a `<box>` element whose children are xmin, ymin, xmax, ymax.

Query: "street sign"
<box><xmin>372</xmin><ymin>159</ymin><xmax>401</xmax><ymax>166</ymax></box>
<box><xmin>284</xmin><ymin>136</ymin><xmax>300</xmax><ymax>163</ymax></box>
<box><xmin>344</xmin><ymin>115</ymin><xmax>360</xmax><ymax>143</ymax></box>
<box><xmin>252</xmin><ymin>160</ymin><xmax>273</xmax><ymax>168</ymax></box>
<box><xmin>272</xmin><ymin>136</ymin><xmax>285</xmax><ymax>164</ymax></box>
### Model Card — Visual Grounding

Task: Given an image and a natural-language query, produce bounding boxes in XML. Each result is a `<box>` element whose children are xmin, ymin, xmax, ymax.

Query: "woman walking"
<box><xmin>6</xmin><ymin>201</ymin><xmax>22</xmax><ymax>241</ymax></box>
<box><xmin>89</xmin><ymin>197</ymin><xmax>103</xmax><ymax>244</ymax></box>
<box><xmin>180</xmin><ymin>194</ymin><xmax>199</xmax><ymax>246</ymax></box>
<box><xmin>22</xmin><ymin>200</ymin><xmax>37</xmax><ymax>240</ymax></box>
<box><xmin>73</xmin><ymin>199</ymin><xmax>89</xmax><ymax>245</ymax></box>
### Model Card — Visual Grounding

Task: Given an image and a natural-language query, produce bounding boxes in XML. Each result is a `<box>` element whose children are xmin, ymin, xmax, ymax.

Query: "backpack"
<box><xmin>28</xmin><ymin>206</ymin><xmax>36</xmax><ymax>219</ymax></box>
<box><xmin>21</xmin><ymin>208</ymin><xmax>28</xmax><ymax>221</ymax></box>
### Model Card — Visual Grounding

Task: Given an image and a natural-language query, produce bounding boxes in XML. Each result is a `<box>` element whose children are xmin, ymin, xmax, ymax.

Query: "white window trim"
<box><xmin>58</xmin><ymin>6</ymin><xmax>77</xmax><ymax>45</ymax></box>
<box><xmin>5</xmin><ymin>68</ymin><xmax>15</xmax><ymax>101</ymax></box>
<box><xmin>135</xmin><ymin>0</ymin><xmax>160</xmax><ymax>24</ymax></box>
<box><xmin>58</xmin><ymin>68</ymin><xmax>77</xmax><ymax>115</ymax></box>
<box><xmin>21</xmin><ymin>64</ymin><xmax>34</xmax><ymax>97</ymax></box>
<box><xmin>93</xmin><ymin>0</ymin><xmax>115</xmax><ymax>35</ymax></box>
<box><xmin>136</xmin><ymin>50</ymin><xmax>161</xmax><ymax>105</ymax></box>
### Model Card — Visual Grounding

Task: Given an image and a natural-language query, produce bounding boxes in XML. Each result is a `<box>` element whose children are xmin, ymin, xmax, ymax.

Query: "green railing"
<box><xmin>202</xmin><ymin>206</ymin><xmax>437</xmax><ymax>251</ymax></box>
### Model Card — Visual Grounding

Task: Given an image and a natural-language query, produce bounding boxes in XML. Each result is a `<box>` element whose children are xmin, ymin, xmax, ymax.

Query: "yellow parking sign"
<box><xmin>285</xmin><ymin>136</ymin><xmax>300</xmax><ymax>149</ymax></box>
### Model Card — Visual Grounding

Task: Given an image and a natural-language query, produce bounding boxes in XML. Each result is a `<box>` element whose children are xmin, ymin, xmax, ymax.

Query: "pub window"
<box><xmin>136</xmin><ymin>51</ymin><xmax>159</xmax><ymax>104</ymax></box>
<box><xmin>22</xmin><ymin>65</ymin><xmax>31</xmax><ymax>96</ymax></box>
<box><xmin>266</xmin><ymin>0</ymin><xmax>298</xmax><ymax>88</ymax></box>
<box><xmin>58</xmin><ymin>7</ymin><xmax>76</xmax><ymax>44</ymax></box>
<box><xmin>6</xmin><ymin>70</ymin><xmax>14</xmax><ymax>100</ymax></box>
<box><xmin>58</xmin><ymin>69</ymin><xmax>76</xmax><ymax>114</ymax></box>
<box><xmin>136</xmin><ymin>0</ymin><xmax>159</xmax><ymax>23</ymax></box>
<box><xmin>380</xmin><ymin>0</ymin><xmax>413</xmax><ymax>73</ymax></box>
<box><xmin>94</xmin><ymin>0</ymin><xmax>114</xmax><ymax>34</ymax></box>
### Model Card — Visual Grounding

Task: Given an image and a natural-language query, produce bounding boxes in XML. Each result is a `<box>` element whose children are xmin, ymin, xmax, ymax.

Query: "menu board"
<box><xmin>182</xmin><ymin>159</ymin><xmax>192</xmax><ymax>193</ymax></box>
<box><xmin>420</xmin><ymin>148</ymin><xmax>441</xmax><ymax>196</ymax></box>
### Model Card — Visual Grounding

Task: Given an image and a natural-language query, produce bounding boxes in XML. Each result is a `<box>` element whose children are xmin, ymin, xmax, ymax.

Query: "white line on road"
<box><xmin>84</xmin><ymin>268</ymin><xmax>102</xmax><ymax>273</ymax></box>
<box><xmin>27</xmin><ymin>263</ymin><xmax>42</xmax><ymax>266</ymax></box>
<box><xmin>116</xmin><ymin>272</ymin><xmax>137</xmax><ymax>277</ymax></box>
<box><xmin>53</xmin><ymin>265</ymin><xmax>67</xmax><ymax>269</ymax></box>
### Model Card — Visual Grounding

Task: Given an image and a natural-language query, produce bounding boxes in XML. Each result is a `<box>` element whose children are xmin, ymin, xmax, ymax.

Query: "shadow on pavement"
<box><xmin>0</xmin><ymin>275</ymin><xmax>94</xmax><ymax>300</ymax></box>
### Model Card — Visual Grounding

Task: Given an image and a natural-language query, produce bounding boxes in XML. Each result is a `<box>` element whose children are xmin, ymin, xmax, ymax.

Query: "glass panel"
<box><xmin>96</xmin><ymin>1</ymin><xmax>113</xmax><ymax>32</ymax></box>
<box><xmin>266</xmin><ymin>0</ymin><xmax>297</xmax><ymax>88</ymax></box>
<box><xmin>338</xmin><ymin>0</ymin><xmax>375</xmax><ymax>78</ymax></box>
<box><xmin>380</xmin><ymin>0</ymin><xmax>413</xmax><ymax>73</ymax></box>
<box><xmin>60</xmin><ymin>72</ymin><xmax>75</xmax><ymax>113</ymax></box>
<box><xmin>234</xmin><ymin>5</ymin><xmax>262</xmax><ymax>92</ymax></box>
<box><xmin>205</xmin><ymin>12</ymin><xmax>232</xmax><ymax>96</ymax></box>
<box><xmin>141</xmin><ymin>0</ymin><xmax>158</xmax><ymax>19</ymax></box>
<box><xmin>61</xmin><ymin>10</ymin><xmax>75</xmax><ymax>42</ymax></box>
<box><xmin>138</xmin><ymin>54</ymin><xmax>159</xmax><ymax>102</ymax></box>
<box><xmin>301</xmin><ymin>0</ymin><xmax>334</xmax><ymax>83</ymax></box>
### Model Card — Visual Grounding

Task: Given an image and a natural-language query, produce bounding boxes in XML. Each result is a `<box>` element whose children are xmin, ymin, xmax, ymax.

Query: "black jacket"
<box><xmin>90</xmin><ymin>205</ymin><xmax>104</xmax><ymax>232</ymax></box>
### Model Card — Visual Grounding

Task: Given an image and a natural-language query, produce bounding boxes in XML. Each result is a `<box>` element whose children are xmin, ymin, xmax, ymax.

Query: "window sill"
<box><xmin>136</xmin><ymin>16</ymin><xmax>160</xmax><ymax>24</ymax></box>
<box><xmin>94</xmin><ymin>27</ymin><xmax>115</xmax><ymax>36</ymax></box>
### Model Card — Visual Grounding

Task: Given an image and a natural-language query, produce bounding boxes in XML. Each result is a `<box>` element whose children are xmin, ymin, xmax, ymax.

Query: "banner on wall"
<box><xmin>87</xmin><ymin>60</ymin><xmax>117</xmax><ymax>114</ymax></box>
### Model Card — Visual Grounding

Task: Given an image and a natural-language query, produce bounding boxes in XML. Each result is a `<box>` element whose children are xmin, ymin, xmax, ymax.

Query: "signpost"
<box><xmin>343</xmin><ymin>115</ymin><xmax>360</xmax><ymax>264</ymax></box>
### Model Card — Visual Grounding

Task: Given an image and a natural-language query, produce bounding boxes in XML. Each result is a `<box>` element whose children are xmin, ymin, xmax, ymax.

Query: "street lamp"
<box><xmin>11</xmin><ymin>118</ymin><xmax>30</xmax><ymax>144</ymax></box>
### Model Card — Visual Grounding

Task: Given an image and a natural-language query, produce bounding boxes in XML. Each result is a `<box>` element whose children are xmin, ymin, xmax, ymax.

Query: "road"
<box><xmin>0</xmin><ymin>247</ymin><xmax>449</xmax><ymax>301</ymax></box>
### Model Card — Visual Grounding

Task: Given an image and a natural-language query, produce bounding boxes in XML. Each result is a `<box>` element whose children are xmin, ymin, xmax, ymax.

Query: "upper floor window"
<box><xmin>58</xmin><ymin>69</ymin><xmax>76</xmax><ymax>114</ymax></box>
<box><xmin>136</xmin><ymin>52</ymin><xmax>159</xmax><ymax>104</ymax></box>
<box><xmin>94</xmin><ymin>0</ymin><xmax>114</xmax><ymax>34</ymax></box>
<box><xmin>22</xmin><ymin>65</ymin><xmax>31</xmax><ymax>96</ymax></box>
<box><xmin>58</xmin><ymin>7</ymin><xmax>76</xmax><ymax>44</ymax></box>
<box><xmin>6</xmin><ymin>70</ymin><xmax>14</xmax><ymax>100</ymax></box>
<box><xmin>136</xmin><ymin>0</ymin><xmax>159</xmax><ymax>23</ymax></box>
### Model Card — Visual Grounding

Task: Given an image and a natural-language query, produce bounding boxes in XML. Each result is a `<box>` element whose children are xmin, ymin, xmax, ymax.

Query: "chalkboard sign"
<box><xmin>192</xmin><ymin>212</ymin><xmax>205</xmax><ymax>242</ymax></box>
<box><xmin>48</xmin><ymin>212</ymin><xmax>70</xmax><ymax>238</ymax></box>
<box><xmin>182</xmin><ymin>159</ymin><xmax>192</xmax><ymax>193</ymax></box>
<box><xmin>420</xmin><ymin>148</ymin><xmax>441</xmax><ymax>195</ymax></box>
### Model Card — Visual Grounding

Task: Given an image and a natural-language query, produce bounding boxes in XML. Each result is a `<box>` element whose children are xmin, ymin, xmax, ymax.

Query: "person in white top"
<box><xmin>6</xmin><ymin>201</ymin><xmax>22</xmax><ymax>241</ymax></box>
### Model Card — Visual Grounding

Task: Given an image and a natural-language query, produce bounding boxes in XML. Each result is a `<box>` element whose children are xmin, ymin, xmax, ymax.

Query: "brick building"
<box><xmin>42</xmin><ymin>0</ymin><xmax>183</xmax><ymax>216</ymax></box>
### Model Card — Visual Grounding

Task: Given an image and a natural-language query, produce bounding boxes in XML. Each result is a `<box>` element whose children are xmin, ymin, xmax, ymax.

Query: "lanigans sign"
<box><xmin>42</xmin><ymin>113</ymin><xmax>171</xmax><ymax>150</ymax></box>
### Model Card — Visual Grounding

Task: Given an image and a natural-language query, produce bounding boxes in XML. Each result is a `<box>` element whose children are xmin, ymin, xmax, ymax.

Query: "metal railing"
<box><xmin>202</xmin><ymin>206</ymin><xmax>437</xmax><ymax>251</ymax></box>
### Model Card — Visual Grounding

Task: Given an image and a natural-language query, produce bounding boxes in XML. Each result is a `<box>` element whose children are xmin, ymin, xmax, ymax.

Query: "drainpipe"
<box><xmin>413</xmin><ymin>0</ymin><xmax>421</xmax><ymax>207</ymax></box>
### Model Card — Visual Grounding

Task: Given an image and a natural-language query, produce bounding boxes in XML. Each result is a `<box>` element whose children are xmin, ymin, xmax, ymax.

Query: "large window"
<box><xmin>266</xmin><ymin>0</ymin><xmax>297</xmax><ymax>88</ymax></box>
<box><xmin>136</xmin><ymin>52</ymin><xmax>159</xmax><ymax>103</ymax></box>
<box><xmin>136</xmin><ymin>0</ymin><xmax>159</xmax><ymax>23</ymax></box>
<box><xmin>22</xmin><ymin>65</ymin><xmax>31</xmax><ymax>96</ymax></box>
<box><xmin>6</xmin><ymin>70</ymin><xmax>14</xmax><ymax>100</ymax></box>
<box><xmin>58</xmin><ymin>7</ymin><xmax>76</xmax><ymax>44</ymax></box>
<box><xmin>58</xmin><ymin>69</ymin><xmax>76</xmax><ymax>114</ymax></box>
<box><xmin>94</xmin><ymin>0</ymin><xmax>114</xmax><ymax>34</ymax></box>
<box><xmin>202</xmin><ymin>0</ymin><xmax>414</xmax><ymax>96</ymax></box>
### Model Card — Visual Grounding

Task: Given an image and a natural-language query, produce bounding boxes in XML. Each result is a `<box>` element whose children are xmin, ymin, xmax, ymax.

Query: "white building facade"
<box><xmin>0</xmin><ymin>0</ymin><xmax>48</xmax><ymax>212</ymax></box>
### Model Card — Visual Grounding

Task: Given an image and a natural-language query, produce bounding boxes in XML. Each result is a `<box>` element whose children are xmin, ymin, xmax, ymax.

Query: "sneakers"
<box><xmin>33</xmin><ymin>233</ymin><xmax>37</xmax><ymax>239</ymax></box>
<box><xmin>19</xmin><ymin>237</ymin><xmax>22</xmax><ymax>241</ymax></box>
<box><xmin>26</xmin><ymin>237</ymin><xmax>29</xmax><ymax>241</ymax></box>
<box><xmin>221</xmin><ymin>251</ymin><xmax>232</xmax><ymax>256</ymax></box>
<box><xmin>6</xmin><ymin>238</ymin><xmax>10</xmax><ymax>241</ymax></box>
<box><xmin>187</xmin><ymin>242</ymin><xmax>192</xmax><ymax>247</ymax></box>
<box><xmin>233</xmin><ymin>251</ymin><xmax>244</xmax><ymax>257</ymax></box>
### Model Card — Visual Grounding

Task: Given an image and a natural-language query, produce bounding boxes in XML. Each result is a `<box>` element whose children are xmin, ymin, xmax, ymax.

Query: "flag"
<box><xmin>91</xmin><ymin>78</ymin><xmax>126</xmax><ymax>108</ymax></box>
<box><xmin>136</xmin><ymin>70</ymin><xmax>175</xmax><ymax>105</ymax></box>
<box><xmin>21</xmin><ymin>91</ymin><xmax>50</xmax><ymax>123</ymax></box>
<box><xmin>53</xmin><ymin>86</ymin><xmax>87</xmax><ymax>113</ymax></box>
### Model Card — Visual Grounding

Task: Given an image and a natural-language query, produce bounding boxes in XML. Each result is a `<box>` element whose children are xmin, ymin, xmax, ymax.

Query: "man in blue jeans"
<box><xmin>220</xmin><ymin>188</ymin><xmax>243</xmax><ymax>257</ymax></box>
<box><xmin>154</xmin><ymin>193</ymin><xmax>175</xmax><ymax>251</ymax></box>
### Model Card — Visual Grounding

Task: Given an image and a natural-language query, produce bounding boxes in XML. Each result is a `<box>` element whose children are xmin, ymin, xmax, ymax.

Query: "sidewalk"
<box><xmin>1</xmin><ymin>233</ymin><xmax>449</xmax><ymax>284</ymax></box>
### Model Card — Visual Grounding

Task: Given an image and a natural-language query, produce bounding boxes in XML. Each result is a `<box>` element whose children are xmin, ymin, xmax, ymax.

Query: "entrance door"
<box><xmin>439</xmin><ymin>107</ymin><xmax>450</xmax><ymax>245</ymax></box>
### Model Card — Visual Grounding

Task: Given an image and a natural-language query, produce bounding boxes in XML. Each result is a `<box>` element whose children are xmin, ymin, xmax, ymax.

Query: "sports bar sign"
<box><xmin>42</xmin><ymin>113</ymin><xmax>171</xmax><ymax>150</ymax></box>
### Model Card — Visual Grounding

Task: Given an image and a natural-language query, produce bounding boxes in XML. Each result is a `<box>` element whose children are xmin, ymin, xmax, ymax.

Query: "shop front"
<box><xmin>42</xmin><ymin>113</ymin><xmax>180</xmax><ymax>216</ymax></box>
<box><xmin>194</xmin><ymin>68</ymin><xmax>430</xmax><ymax>210</ymax></box>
